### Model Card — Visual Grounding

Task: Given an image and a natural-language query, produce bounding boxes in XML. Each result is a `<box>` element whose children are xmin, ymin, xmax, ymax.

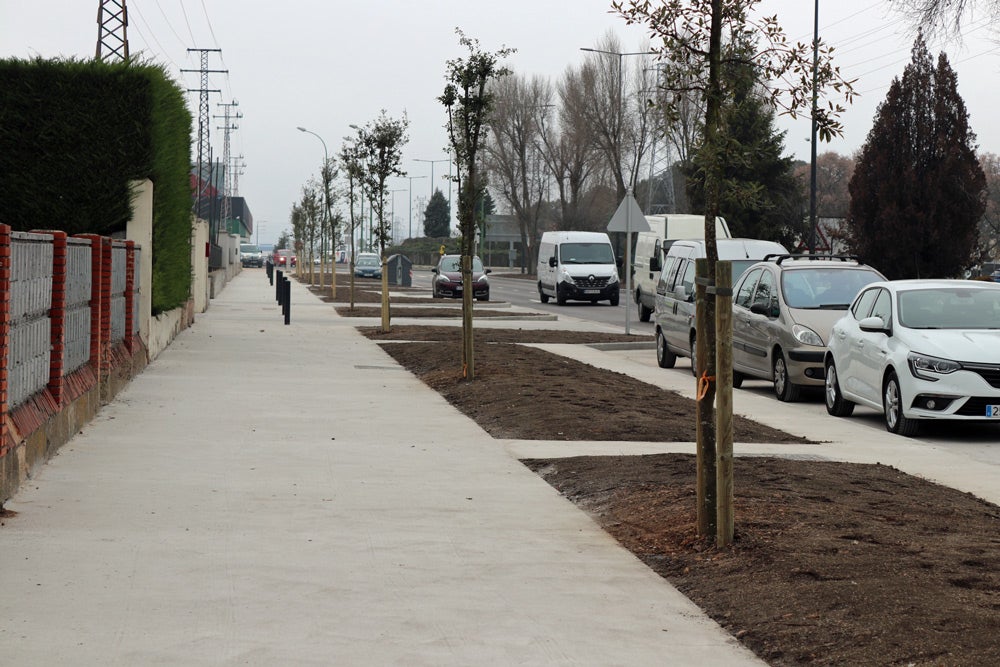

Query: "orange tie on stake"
<box><xmin>697</xmin><ymin>370</ymin><xmax>716</xmax><ymax>401</ymax></box>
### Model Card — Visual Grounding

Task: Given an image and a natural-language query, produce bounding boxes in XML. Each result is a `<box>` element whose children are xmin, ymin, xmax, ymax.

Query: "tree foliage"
<box><xmin>423</xmin><ymin>189</ymin><xmax>451</xmax><ymax>237</ymax></box>
<box><xmin>846</xmin><ymin>34</ymin><xmax>985</xmax><ymax>279</ymax></box>
<box><xmin>977</xmin><ymin>152</ymin><xmax>1000</xmax><ymax>262</ymax></box>
<box><xmin>683</xmin><ymin>41</ymin><xmax>807</xmax><ymax>247</ymax></box>
<box><xmin>357</xmin><ymin>110</ymin><xmax>409</xmax><ymax>258</ymax></box>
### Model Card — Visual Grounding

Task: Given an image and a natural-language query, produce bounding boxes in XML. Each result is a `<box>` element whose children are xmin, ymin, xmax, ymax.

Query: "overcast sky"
<box><xmin>3</xmin><ymin>1</ymin><xmax>998</xmax><ymax>245</ymax></box>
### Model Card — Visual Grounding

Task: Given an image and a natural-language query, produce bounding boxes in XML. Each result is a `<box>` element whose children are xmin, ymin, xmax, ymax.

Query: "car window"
<box><xmin>752</xmin><ymin>270</ymin><xmax>776</xmax><ymax>309</ymax></box>
<box><xmin>782</xmin><ymin>267</ymin><xmax>884</xmax><ymax>309</ymax></box>
<box><xmin>559</xmin><ymin>242</ymin><xmax>614</xmax><ymax>264</ymax></box>
<box><xmin>869</xmin><ymin>288</ymin><xmax>892</xmax><ymax>327</ymax></box>
<box><xmin>441</xmin><ymin>257</ymin><xmax>461</xmax><ymax>271</ymax></box>
<box><xmin>679</xmin><ymin>261</ymin><xmax>696</xmax><ymax>295</ymax></box>
<box><xmin>852</xmin><ymin>287</ymin><xmax>880</xmax><ymax>319</ymax></box>
<box><xmin>898</xmin><ymin>287</ymin><xmax>1000</xmax><ymax>329</ymax></box>
<box><xmin>735</xmin><ymin>268</ymin><xmax>762</xmax><ymax>309</ymax></box>
<box><xmin>664</xmin><ymin>257</ymin><xmax>684</xmax><ymax>291</ymax></box>
<box><xmin>656</xmin><ymin>257</ymin><xmax>676</xmax><ymax>294</ymax></box>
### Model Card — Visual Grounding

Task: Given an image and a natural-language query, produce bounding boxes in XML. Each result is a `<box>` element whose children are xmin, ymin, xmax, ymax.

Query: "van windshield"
<box><xmin>560</xmin><ymin>243</ymin><xmax>614</xmax><ymax>265</ymax></box>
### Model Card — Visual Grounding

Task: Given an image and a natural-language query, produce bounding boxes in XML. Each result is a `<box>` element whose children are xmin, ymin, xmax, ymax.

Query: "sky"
<box><xmin>3</xmin><ymin>1</ymin><xmax>999</xmax><ymax>246</ymax></box>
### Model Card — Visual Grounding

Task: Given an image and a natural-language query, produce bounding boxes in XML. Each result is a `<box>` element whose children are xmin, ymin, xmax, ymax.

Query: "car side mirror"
<box><xmin>650</xmin><ymin>256</ymin><xmax>662</xmax><ymax>272</ymax></box>
<box><xmin>548</xmin><ymin>256</ymin><xmax>557</xmax><ymax>268</ymax></box>
<box><xmin>485</xmin><ymin>268</ymin><xmax>492</xmax><ymax>274</ymax></box>
<box><xmin>431</xmin><ymin>268</ymin><xmax>438</xmax><ymax>274</ymax></box>
<box><xmin>749</xmin><ymin>303</ymin><xmax>769</xmax><ymax>316</ymax></box>
<box><xmin>859</xmin><ymin>316</ymin><xmax>888</xmax><ymax>333</ymax></box>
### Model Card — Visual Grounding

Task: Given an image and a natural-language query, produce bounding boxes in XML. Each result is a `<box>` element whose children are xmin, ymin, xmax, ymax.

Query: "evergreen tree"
<box><xmin>423</xmin><ymin>189</ymin><xmax>451</xmax><ymax>237</ymax></box>
<box><xmin>683</xmin><ymin>42</ymin><xmax>806</xmax><ymax>248</ymax></box>
<box><xmin>846</xmin><ymin>34</ymin><xmax>985</xmax><ymax>279</ymax></box>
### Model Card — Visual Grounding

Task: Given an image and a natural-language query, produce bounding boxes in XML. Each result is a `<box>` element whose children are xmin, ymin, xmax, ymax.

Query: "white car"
<box><xmin>824</xmin><ymin>279</ymin><xmax>1000</xmax><ymax>436</ymax></box>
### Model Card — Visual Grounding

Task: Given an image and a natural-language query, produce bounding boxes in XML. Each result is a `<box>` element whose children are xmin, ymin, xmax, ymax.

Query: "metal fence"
<box><xmin>65</xmin><ymin>238</ymin><xmax>93</xmax><ymax>376</ymax></box>
<box><xmin>8</xmin><ymin>233</ymin><xmax>53</xmax><ymax>408</ymax></box>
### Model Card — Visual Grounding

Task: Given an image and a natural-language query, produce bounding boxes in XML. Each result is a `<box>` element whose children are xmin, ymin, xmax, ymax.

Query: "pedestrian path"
<box><xmin>0</xmin><ymin>270</ymin><xmax>763</xmax><ymax>666</ymax></box>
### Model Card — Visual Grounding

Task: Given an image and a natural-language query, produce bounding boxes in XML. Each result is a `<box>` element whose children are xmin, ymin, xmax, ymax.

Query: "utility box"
<box><xmin>386</xmin><ymin>254</ymin><xmax>412</xmax><ymax>287</ymax></box>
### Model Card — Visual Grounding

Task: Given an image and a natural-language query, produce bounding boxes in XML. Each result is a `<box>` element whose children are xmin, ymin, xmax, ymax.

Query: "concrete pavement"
<box><xmin>0</xmin><ymin>270</ymin><xmax>764</xmax><ymax>666</ymax></box>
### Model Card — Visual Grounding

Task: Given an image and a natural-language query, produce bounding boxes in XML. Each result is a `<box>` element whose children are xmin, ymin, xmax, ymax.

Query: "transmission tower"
<box><xmin>214</xmin><ymin>100</ymin><xmax>242</xmax><ymax>236</ymax></box>
<box><xmin>96</xmin><ymin>0</ymin><xmax>129</xmax><ymax>62</ymax></box>
<box><xmin>181</xmin><ymin>49</ymin><xmax>226</xmax><ymax>226</ymax></box>
<box><xmin>231</xmin><ymin>155</ymin><xmax>246</xmax><ymax>196</ymax></box>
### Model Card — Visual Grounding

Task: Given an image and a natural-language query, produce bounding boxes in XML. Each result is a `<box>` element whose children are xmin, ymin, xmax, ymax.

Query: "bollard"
<box><xmin>276</xmin><ymin>269</ymin><xmax>283</xmax><ymax>304</ymax></box>
<box><xmin>267</xmin><ymin>261</ymin><xmax>273</xmax><ymax>285</ymax></box>
<box><xmin>283</xmin><ymin>277</ymin><xmax>291</xmax><ymax>325</ymax></box>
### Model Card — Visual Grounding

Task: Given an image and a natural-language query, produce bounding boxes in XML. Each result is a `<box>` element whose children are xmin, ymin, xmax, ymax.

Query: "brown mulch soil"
<box><xmin>363</xmin><ymin>322</ymin><xmax>1000</xmax><ymax>665</ymax></box>
<box><xmin>523</xmin><ymin>454</ymin><xmax>1000</xmax><ymax>666</ymax></box>
<box><xmin>337</xmin><ymin>306</ymin><xmax>548</xmax><ymax>319</ymax></box>
<box><xmin>359</xmin><ymin>325</ymin><xmax>643</xmax><ymax>344</ymax></box>
<box><xmin>375</xmin><ymin>335</ymin><xmax>808</xmax><ymax>443</ymax></box>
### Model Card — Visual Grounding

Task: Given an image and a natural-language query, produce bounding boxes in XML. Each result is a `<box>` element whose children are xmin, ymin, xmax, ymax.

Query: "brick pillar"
<box><xmin>34</xmin><ymin>231</ymin><xmax>68</xmax><ymax>406</ymax></box>
<box><xmin>77</xmin><ymin>234</ymin><xmax>111</xmax><ymax>388</ymax></box>
<box><xmin>124</xmin><ymin>240</ymin><xmax>135</xmax><ymax>353</ymax></box>
<box><xmin>0</xmin><ymin>224</ymin><xmax>10</xmax><ymax>455</ymax></box>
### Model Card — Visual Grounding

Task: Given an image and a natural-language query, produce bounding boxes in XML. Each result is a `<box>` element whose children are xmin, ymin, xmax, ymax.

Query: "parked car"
<box><xmin>991</xmin><ymin>270</ymin><xmax>1000</xmax><ymax>283</ymax></box>
<box><xmin>432</xmin><ymin>254</ymin><xmax>490</xmax><ymax>301</ymax></box>
<box><xmin>654</xmin><ymin>238</ymin><xmax>789</xmax><ymax>374</ymax></box>
<box><xmin>273</xmin><ymin>249</ymin><xmax>296</xmax><ymax>267</ymax></box>
<box><xmin>824</xmin><ymin>279</ymin><xmax>1000</xmax><ymax>436</ymax></box>
<box><xmin>730</xmin><ymin>254</ymin><xmax>886</xmax><ymax>401</ymax></box>
<box><xmin>239</xmin><ymin>243</ymin><xmax>263</xmax><ymax>268</ymax></box>
<box><xmin>354</xmin><ymin>253</ymin><xmax>382</xmax><ymax>279</ymax></box>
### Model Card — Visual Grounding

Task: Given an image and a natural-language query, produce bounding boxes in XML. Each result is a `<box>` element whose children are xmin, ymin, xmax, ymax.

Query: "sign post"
<box><xmin>607</xmin><ymin>189</ymin><xmax>649</xmax><ymax>335</ymax></box>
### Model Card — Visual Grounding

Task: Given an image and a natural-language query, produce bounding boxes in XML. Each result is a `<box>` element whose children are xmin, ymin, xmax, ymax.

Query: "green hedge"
<box><xmin>0</xmin><ymin>57</ymin><xmax>193</xmax><ymax>313</ymax></box>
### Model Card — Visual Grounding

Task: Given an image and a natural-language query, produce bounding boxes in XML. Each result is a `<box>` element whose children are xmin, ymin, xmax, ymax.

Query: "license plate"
<box><xmin>584</xmin><ymin>289</ymin><xmax>599</xmax><ymax>294</ymax></box>
<box><xmin>987</xmin><ymin>405</ymin><xmax>1000</xmax><ymax>418</ymax></box>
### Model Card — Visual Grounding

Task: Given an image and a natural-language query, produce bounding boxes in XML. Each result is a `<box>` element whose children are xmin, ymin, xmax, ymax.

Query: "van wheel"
<box><xmin>556</xmin><ymin>288</ymin><xmax>567</xmax><ymax>305</ymax></box>
<box><xmin>733</xmin><ymin>371</ymin><xmax>744</xmax><ymax>389</ymax></box>
<box><xmin>538</xmin><ymin>284</ymin><xmax>549</xmax><ymax>304</ymax></box>
<box><xmin>656</xmin><ymin>330</ymin><xmax>676</xmax><ymax>369</ymax></box>
<box><xmin>609</xmin><ymin>291</ymin><xmax>619</xmax><ymax>307</ymax></box>
<box><xmin>638</xmin><ymin>299</ymin><xmax>652</xmax><ymax>322</ymax></box>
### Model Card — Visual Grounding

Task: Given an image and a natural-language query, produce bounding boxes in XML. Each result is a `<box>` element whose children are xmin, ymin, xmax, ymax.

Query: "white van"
<box><xmin>633</xmin><ymin>215</ymin><xmax>732</xmax><ymax>322</ymax></box>
<box><xmin>653</xmin><ymin>238</ymin><xmax>787</xmax><ymax>373</ymax></box>
<box><xmin>537</xmin><ymin>231</ymin><xmax>620</xmax><ymax>306</ymax></box>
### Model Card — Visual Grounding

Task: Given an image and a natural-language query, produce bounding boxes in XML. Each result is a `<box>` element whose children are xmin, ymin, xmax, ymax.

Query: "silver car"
<box><xmin>730</xmin><ymin>255</ymin><xmax>885</xmax><ymax>401</ymax></box>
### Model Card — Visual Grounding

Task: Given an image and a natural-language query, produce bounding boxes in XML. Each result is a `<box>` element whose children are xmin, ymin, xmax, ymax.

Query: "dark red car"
<box><xmin>432</xmin><ymin>254</ymin><xmax>490</xmax><ymax>301</ymax></box>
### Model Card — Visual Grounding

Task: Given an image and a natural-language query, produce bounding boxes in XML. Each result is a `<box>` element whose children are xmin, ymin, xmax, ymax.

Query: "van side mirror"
<box><xmin>650</xmin><ymin>255</ymin><xmax>662</xmax><ymax>272</ymax></box>
<box><xmin>548</xmin><ymin>256</ymin><xmax>557</xmax><ymax>268</ymax></box>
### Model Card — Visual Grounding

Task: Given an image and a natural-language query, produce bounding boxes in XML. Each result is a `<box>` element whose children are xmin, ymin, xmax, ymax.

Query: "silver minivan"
<box><xmin>653</xmin><ymin>238</ymin><xmax>788</xmax><ymax>375</ymax></box>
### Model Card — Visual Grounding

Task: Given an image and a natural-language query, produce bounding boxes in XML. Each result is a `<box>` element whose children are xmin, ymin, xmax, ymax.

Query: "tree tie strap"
<box><xmin>697</xmin><ymin>371</ymin><xmax>716</xmax><ymax>401</ymax></box>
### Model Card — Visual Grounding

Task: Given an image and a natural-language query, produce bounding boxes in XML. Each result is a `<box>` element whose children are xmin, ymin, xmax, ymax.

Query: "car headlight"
<box><xmin>792</xmin><ymin>324</ymin><xmax>824</xmax><ymax>347</ymax></box>
<box><xmin>476</xmin><ymin>274</ymin><xmax>488</xmax><ymax>283</ymax></box>
<box><xmin>908</xmin><ymin>352</ymin><xmax>960</xmax><ymax>381</ymax></box>
<box><xmin>609</xmin><ymin>272</ymin><xmax>620</xmax><ymax>284</ymax></box>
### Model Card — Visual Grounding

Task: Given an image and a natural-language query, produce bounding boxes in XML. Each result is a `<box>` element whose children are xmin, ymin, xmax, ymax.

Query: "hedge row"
<box><xmin>0</xmin><ymin>58</ymin><xmax>193</xmax><ymax>313</ymax></box>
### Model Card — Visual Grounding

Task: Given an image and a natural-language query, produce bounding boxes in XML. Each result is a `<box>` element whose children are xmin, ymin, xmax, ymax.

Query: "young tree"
<box><xmin>339</xmin><ymin>133</ymin><xmax>366</xmax><ymax>309</ymax></box>
<box><xmin>357</xmin><ymin>110</ymin><xmax>410</xmax><ymax>331</ymax></box>
<box><xmin>613</xmin><ymin>0</ymin><xmax>855</xmax><ymax>543</ymax></box>
<box><xmin>978</xmin><ymin>152</ymin><xmax>1000</xmax><ymax>262</ymax></box>
<box><xmin>440</xmin><ymin>29</ymin><xmax>514</xmax><ymax>380</ymax></box>
<box><xmin>423</xmin><ymin>189</ymin><xmax>451</xmax><ymax>237</ymax></box>
<box><xmin>846</xmin><ymin>34</ymin><xmax>985</xmax><ymax>279</ymax></box>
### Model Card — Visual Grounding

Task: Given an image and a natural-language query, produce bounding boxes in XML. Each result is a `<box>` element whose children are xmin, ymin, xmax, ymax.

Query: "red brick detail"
<box><xmin>35</xmin><ymin>231</ymin><xmax>68</xmax><ymax>406</ymax></box>
<box><xmin>75</xmin><ymin>234</ymin><xmax>112</xmax><ymax>385</ymax></box>
<box><xmin>124</xmin><ymin>241</ymin><xmax>135</xmax><ymax>353</ymax></box>
<box><xmin>0</xmin><ymin>224</ymin><xmax>10</xmax><ymax>455</ymax></box>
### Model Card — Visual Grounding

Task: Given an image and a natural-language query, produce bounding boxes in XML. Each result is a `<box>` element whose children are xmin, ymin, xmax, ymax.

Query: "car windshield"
<box><xmin>357</xmin><ymin>256</ymin><xmax>379</xmax><ymax>267</ymax></box>
<box><xmin>781</xmin><ymin>267</ymin><xmax>883</xmax><ymax>309</ymax></box>
<box><xmin>559</xmin><ymin>243</ymin><xmax>614</xmax><ymax>265</ymax></box>
<box><xmin>898</xmin><ymin>287</ymin><xmax>1000</xmax><ymax>329</ymax></box>
<box><xmin>241</xmin><ymin>244</ymin><xmax>260</xmax><ymax>253</ymax></box>
<box><xmin>440</xmin><ymin>256</ymin><xmax>484</xmax><ymax>272</ymax></box>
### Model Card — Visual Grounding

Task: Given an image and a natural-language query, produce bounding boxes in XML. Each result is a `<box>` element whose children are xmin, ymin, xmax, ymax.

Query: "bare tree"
<box><xmin>979</xmin><ymin>152</ymin><xmax>1000</xmax><ymax>262</ymax></box>
<box><xmin>339</xmin><ymin>132</ymin><xmax>366</xmax><ymax>309</ymax></box>
<box><xmin>484</xmin><ymin>73</ymin><xmax>549</xmax><ymax>274</ymax></box>
<box><xmin>891</xmin><ymin>0</ymin><xmax>1000</xmax><ymax>36</ymax></box>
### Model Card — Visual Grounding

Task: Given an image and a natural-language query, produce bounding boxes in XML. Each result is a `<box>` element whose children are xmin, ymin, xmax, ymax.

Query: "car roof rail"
<box><xmin>762</xmin><ymin>253</ymin><xmax>863</xmax><ymax>266</ymax></box>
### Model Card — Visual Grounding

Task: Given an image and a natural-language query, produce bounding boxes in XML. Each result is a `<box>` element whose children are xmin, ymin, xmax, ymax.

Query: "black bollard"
<box><xmin>267</xmin><ymin>261</ymin><xmax>273</xmax><ymax>285</ymax></box>
<box><xmin>276</xmin><ymin>269</ymin><xmax>283</xmax><ymax>304</ymax></box>
<box><xmin>283</xmin><ymin>277</ymin><xmax>291</xmax><ymax>325</ymax></box>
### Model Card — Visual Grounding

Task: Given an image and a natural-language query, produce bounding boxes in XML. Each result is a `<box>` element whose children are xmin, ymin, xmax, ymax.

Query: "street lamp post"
<box><xmin>297</xmin><ymin>125</ymin><xmax>331</xmax><ymax>283</ymax></box>
<box><xmin>402</xmin><ymin>175</ymin><xmax>426</xmax><ymax>239</ymax></box>
<box><xmin>808</xmin><ymin>0</ymin><xmax>820</xmax><ymax>255</ymax></box>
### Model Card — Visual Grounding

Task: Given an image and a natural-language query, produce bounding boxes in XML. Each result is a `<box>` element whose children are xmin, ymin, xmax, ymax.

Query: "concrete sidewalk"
<box><xmin>0</xmin><ymin>270</ymin><xmax>763</xmax><ymax>666</ymax></box>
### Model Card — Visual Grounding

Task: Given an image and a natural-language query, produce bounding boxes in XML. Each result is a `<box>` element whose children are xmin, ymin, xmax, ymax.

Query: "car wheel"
<box><xmin>656</xmin><ymin>330</ymin><xmax>677</xmax><ymax>369</ymax></box>
<box><xmin>883</xmin><ymin>371</ymin><xmax>919</xmax><ymax>436</ymax></box>
<box><xmin>733</xmin><ymin>371</ymin><xmax>744</xmax><ymax>389</ymax></box>
<box><xmin>609</xmin><ymin>291</ymin><xmax>619</xmax><ymax>307</ymax></box>
<box><xmin>825</xmin><ymin>358</ymin><xmax>855</xmax><ymax>417</ymax></box>
<box><xmin>690</xmin><ymin>333</ymin><xmax>698</xmax><ymax>377</ymax></box>
<box><xmin>477</xmin><ymin>295</ymin><xmax>489</xmax><ymax>302</ymax></box>
<box><xmin>773</xmin><ymin>350</ymin><xmax>802</xmax><ymax>402</ymax></box>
